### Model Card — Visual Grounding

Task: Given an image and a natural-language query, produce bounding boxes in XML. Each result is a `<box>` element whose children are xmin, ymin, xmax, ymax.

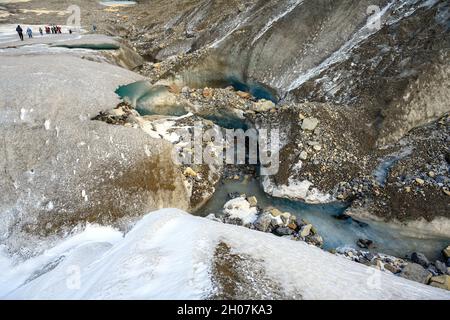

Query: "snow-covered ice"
<box><xmin>0</xmin><ymin>209</ymin><xmax>449</xmax><ymax>300</ymax></box>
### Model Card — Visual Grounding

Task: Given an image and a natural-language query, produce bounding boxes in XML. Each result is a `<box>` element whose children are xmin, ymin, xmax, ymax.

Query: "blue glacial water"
<box><xmin>196</xmin><ymin>178</ymin><xmax>449</xmax><ymax>260</ymax></box>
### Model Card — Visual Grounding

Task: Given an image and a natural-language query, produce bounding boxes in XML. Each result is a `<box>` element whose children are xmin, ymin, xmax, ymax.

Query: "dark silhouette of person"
<box><xmin>16</xmin><ymin>25</ymin><xmax>24</xmax><ymax>41</ymax></box>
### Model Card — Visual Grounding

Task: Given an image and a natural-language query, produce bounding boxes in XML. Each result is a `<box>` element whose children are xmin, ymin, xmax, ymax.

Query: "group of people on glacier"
<box><xmin>15</xmin><ymin>24</ymin><xmax>67</xmax><ymax>41</ymax></box>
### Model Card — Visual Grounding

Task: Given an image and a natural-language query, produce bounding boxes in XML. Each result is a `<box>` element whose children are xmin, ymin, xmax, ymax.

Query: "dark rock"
<box><xmin>435</xmin><ymin>260</ymin><xmax>448</xmax><ymax>275</ymax></box>
<box><xmin>308</xmin><ymin>234</ymin><xmax>324</xmax><ymax>247</ymax></box>
<box><xmin>357</xmin><ymin>239</ymin><xmax>374</xmax><ymax>249</ymax></box>
<box><xmin>411</xmin><ymin>252</ymin><xmax>430</xmax><ymax>268</ymax></box>
<box><xmin>427</xmin><ymin>265</ymin><xmax>440</xmax><ymax>277</ymax></box>
<box><xmin>399</xmin><ymin>263</ymin><xmax>432</xmax><ymax>284</ymax></box>
<box><xmin>364</xmin><ymin>252</ymin><xmax>375</xmax><ymax>261</ymax></box>
<box><xmin>227</xmin><ymin>192</ymin><xmax>241</xmax><ymax>200</ymax></box>
<box><xmin>384</xmin><ymin>263</ymin><xmax>400</xmax><ymax>274</ymax></box>
<box><xmin>274</xmin><ymin>227</ymin><xmax>294</xmax><ymax>237</ymax></box>
<box><xmin>332</xmin><ymin>214</ymin><xmax>351</xmax><ymax>221</ymax></box>
<box><xmin>253</xmin><ymin>213</ymin><xmax>273</xmax><ymax>233</ymax></box>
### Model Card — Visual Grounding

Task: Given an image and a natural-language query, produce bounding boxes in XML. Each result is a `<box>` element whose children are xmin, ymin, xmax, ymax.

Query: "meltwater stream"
<box><xmin>196</xmin><ymin>179</ymin><xmax>449</xmax><ymax>260</ymax></box>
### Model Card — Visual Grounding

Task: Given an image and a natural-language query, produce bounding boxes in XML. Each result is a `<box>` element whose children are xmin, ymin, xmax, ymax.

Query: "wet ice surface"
<box><xmin>374</xmin><ymin>147</ymin><xmax>413</xmax><ymax>186</ymax></box>
<box><xmin>0</xmin><ymin>24</ymin><xmax>83</xmax><ymax>48</ymax></box>
<box><xmin>196</xmin><ymin>179</ymin><xmax>449</xmax><ymax>260</ymax></box>
<box><xmin>99</xmin><ymin>1</ymin><xmax>136</xmax><ymax>6</ymax></box>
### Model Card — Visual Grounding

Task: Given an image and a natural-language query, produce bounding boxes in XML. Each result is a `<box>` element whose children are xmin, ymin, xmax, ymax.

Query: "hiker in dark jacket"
<box><xmin>16</xmin><ymin>25</ymin><xmax>24</xmax><ymax>41</ymax></box>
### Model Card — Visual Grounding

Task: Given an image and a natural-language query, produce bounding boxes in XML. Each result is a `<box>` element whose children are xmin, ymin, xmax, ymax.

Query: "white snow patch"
<box><xmin>223</xmin><ymin>197</ymin><xmax>258</xmax><ymax>225</ymax></box>
<box><xmin>262</xmin><ymin>176</ymin><xmax>332</xmax><ymax>203</ymax></box>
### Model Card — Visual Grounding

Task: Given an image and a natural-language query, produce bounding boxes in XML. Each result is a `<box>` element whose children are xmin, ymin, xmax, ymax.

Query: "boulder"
<box><xmin>300</xmin><ymin>224</ymin><xmax>313</xmax><ymax>238</ymax></box>
<box><xmin>236</xmin><ymin>91</ymin><xmax>252</xmax><ymax>99</ymax></box>
<box><xmin>399</xmin><ymin>263</ymin><xmax>432</xmax><ymax>284</ymax></box>
<box><xmin>415</xmin><ymin>178</ymin><xmax>425</xmax><ymax>185</ymax></box>
<box><xmin>251</xmin><ymin>99</ymin><xmax>275</xmax><ymax>113</ymax></box>
<box><xmin>202</xmin><ymin>87</ymin><xmax>214</xmax><ymax>98</ymax></box>
<box><xmin>247</xmin><ymin>196</ymin><xmax>258</xmax><ymax>207</ymax></box>
<box><xmin>411</xmin><ymin>252</ymin><xmax>430</xmax><ymax>268</ymax></box>
<box><xmin>253</xmin><ymin>213</ymin><xmax>274</xmax><ymax>233</ymax></box>
<box><xmin>357</xmin><ymin>239</ymin><xmax>374</xmax><ymax>249</ymax></box>
<box><xmin>443</xmin><ymin>246</ymin><xmax>450</xmax><ymax>259</ymax></box>
<box><xmin>429</xmin><ymin>275</ymin><xmax>450</xmax><ymax>291</ymax></box>
<box><xmin>301</xmin><ymin>118</ymin><xmax>319</xmax><ymax>131</ymax></box>
<box><xmin>435</xmin><ymin>261</ymin><xmax>448</xmax><ymax>275</ymax></box>
<box><xmin>268</xmin><ymin>207</ymin><xmax>283</xmax><ymax>217</ymax></box>
<box><xmin>183</xmin><ymin>167</ymin><xmax>198</xmax><ymax>177</ymax></box>
<box><xmin>299</xmin><ymin>151</ymin><xmax>308</xmax><ymax>161</ymax></box>
<box><xmin>274</xmin><ymin>227</ymin><xmax>294</xmax><ymax>237</ymax></box>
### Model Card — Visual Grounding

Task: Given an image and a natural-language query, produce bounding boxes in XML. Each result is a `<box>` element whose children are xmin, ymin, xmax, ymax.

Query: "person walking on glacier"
<box><xmin>39</xmin><ymin>27</ymin><xmax>43</xmax><ymax>36</ymax></box>
<box><xmin>16</xmin><ymin>25</ymin><xmax>24</xmax><ymax>41</ymax></box>
<box><xmin>26</xmin><ymin>27</ymin><xmax>33</xmax><ymax>38</ymax></box>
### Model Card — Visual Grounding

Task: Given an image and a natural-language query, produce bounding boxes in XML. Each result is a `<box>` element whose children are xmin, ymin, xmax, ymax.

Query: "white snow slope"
<box><xmin>0</xmin><ymin>209</ymin><xmax>449</xmax><ymax>300</ymax></box>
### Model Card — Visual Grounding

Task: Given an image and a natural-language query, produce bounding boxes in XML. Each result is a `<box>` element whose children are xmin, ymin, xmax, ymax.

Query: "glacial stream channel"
<box><xmin>195</xmin><ymin>178</ymin><xmax>449</xmax><ymax>261</ymax></box>
<box><xmin>115</xmin><ymin>80</ymin><xmax>449</xmax><ymax>261</ymax></box>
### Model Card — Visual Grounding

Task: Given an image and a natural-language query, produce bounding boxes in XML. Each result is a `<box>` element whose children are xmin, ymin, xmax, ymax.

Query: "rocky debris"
<box><xmin>202</xmin><ymin>87</ymin><xmax>214</xmax><ymax>98</ymax></box>
<box><xmin>399</xmin><ymin>263</ymin><xmax>433</xmax><ymax>284</ymax></box>
<box><xmin>336</xmin><ymin>247</ymin><xmax>407</xmax><ymax>273</ymax></box>
<box><xmin>345</xmin><ymin>113</ymin><xmax>450</xmax><ymax>225</ymax></box>
<box><xmin>429</xmin><ymin>275</ymin><xmax>450</xmax><ymax>291</ymax></box>
<box><xmin>292</xmin><ymin>0</ymin><xmax>449</xmax><ymax>145</ymax></box>
<box><xmin>208</xmin><ymin>197</ymin><xmax>324</xmax><ymax>248</ymax></box>
<box><xmin>126</xmin><ymin>113</ymin><xmax>224</xmax><ymax>211</ymax></box>
<box><xmin>335</xmin><ymin>246</ymin><xmax>450</xmax><ymax>290</ymax></box>
<box><xmin>411</xmin><ymin>252</ymin><xmax>431</xmax><ymax>268</ymax></box>
<box><xmin>336</xmin><ymin>246</ymin><xmax>450</xmax><ymax>289</ymax></box>
<box><xmin>211</xmin><ymin>242</ymin><xmax>293</xmax><ymax>300</ymax></box>
<box><xmin>92</xmin><ymin>102</ymin><xmax>140</xmax><ymax>126</ymax></box>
